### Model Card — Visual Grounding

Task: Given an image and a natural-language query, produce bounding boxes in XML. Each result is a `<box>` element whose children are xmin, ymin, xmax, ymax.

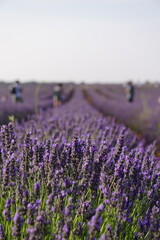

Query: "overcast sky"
<box><xmin>0</xmin><ymin>0</ymin><xmax>160</xmax><ymax>83</ymax></box>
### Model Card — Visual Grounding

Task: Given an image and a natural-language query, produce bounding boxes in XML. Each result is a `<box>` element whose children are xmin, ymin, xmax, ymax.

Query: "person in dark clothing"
<box><xmin>125</xmin><ymin>81</ymin><xmax>135</xmax><ymax>102</ymax></box>
<box><xmin>53</xmin><ymin>83</ymin><xmax>63</xmax><ymax>107</ymax></box>
<box><xmin>11</xmin><ymin>80</ymin><xmax>23</xmax><ymax>102</ymax></box>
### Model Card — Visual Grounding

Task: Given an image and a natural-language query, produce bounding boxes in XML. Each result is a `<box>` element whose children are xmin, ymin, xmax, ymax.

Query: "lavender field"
<box><xmin>85</xmin><ymin>83</ymin><xmax>160</xmax><ymax>147</ymax></box>
<box><xmin>0</xmin><ymin>83</ymin><xmax>159</xmax><ymax>239</ymax></box>
<box><xmin>0</xmin><ymin>82</ymin><xmax>73</xmax><ymax>125</ymax></box>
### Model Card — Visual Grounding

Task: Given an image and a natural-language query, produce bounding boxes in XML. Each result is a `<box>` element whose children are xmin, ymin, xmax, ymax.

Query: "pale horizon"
<box><xmin>0</xmin><ymin>0</ymin><xmax>160</xmax><ymax>83</ymax></box>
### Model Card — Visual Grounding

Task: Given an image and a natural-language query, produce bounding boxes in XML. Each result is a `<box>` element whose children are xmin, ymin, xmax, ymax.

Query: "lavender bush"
<box><xmin>0</xmin><ymin>87</ymin><xmax>159</xmax><ymax>239</ymax></box>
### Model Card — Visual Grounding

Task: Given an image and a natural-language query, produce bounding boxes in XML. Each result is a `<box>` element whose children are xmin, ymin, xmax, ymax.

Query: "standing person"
<box><xmin>11</xmin><ymin>80</ymin><xmax>23</xmax><ymax>102</ymax></box>
<box><xmin>53</xmin><ymin>83</ymin><xmax>63</xmax><ymax>107</ymax></box>
<box><xmin>125</xmin><ymin>81</ymin><xmax>135</xmax><ymax>102</ymax></box>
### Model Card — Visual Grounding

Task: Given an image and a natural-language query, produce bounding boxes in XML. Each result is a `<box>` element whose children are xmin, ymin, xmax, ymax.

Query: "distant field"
<box><xmin>84</xmin><ymin>83</ymin><xmax>160</xmax><ymax>146</ymax></box>
<box><xmin>0</xmin><ymin>82</ymin><xmax>73</xmax><ymax>125</ymax></box>
<box><xmin>1</xmin><ymin>82</ymin><xmax>160</xmax><ymax>145</ymax></box>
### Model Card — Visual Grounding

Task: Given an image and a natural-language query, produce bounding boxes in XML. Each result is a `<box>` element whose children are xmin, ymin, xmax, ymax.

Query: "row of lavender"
<box><xmin>0</xmin><ymin>88</ymin><xmax>159</xmax><ymax>239</ymax></box>
<box><xmin>85</xmin><ymin>83</ymin><xmax>160</xmax><ymax>144</ymax></box>
<box><xmin>0</xmin><ymin>82</ymin><xmax>74</xmax><ymax>125</ymax></box>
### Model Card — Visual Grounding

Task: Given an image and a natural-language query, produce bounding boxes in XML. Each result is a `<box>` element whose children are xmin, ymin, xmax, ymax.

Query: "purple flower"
<box><xmin>98</xmin><ymin>233</ymin><xmax>106</xmax><ymax>240</ymax></box>
<box><xmin>3</xmin><ymin>209</ymin><xmax>11</xmax><ymax>221</ymax></box>
<box><xmin>5</xmin><ymin>198</ymin><xmax>12</xmax><ymax>208</ymax></box>
<box><xmin>62</xmin><ymin>222</ymin><xmax>71</xmax><ymax>239</ymax></box>
<box><xmin>33</xmin><ymin>182</ymin><xmax>40</xmax><ymax>194</ymax></box>
<box><xmin>96</xmin><ymin>203</ymin><xmax>104</xmax><ymax>213</ymax></box>
<box><xmin>46</xmin><ymin>194</ymin><xmax>54</xmax><ymax>205</ymax></box>
<box><xmin>139</xmin><ymin>218</ymin><xmax>150</xmax><ymax>231</ymax></box>
<box><xmin>12</xmin><ymin>212</ymin><xmax>23</xmax><ymax>237</ymax></box>
<box><xmin>0</xmin><ymin>224</ymin><xmax>5</xmax><ymax>240</ymax></box>
<box><xmin>26</xmin><ymin>227</ymin><xmax>37</xmax><ymax>239</ymax></box>
<box><xmin>34</xmin><ymin>199</ymin><xmax>41</xmax><ymax>208</ymax></box>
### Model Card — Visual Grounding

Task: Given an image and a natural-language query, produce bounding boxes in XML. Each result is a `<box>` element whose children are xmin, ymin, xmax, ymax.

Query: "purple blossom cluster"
<box><xmin>0</xmin><ymin>87</ymin><xmax>159</xmax><ymax>239</ymax></box>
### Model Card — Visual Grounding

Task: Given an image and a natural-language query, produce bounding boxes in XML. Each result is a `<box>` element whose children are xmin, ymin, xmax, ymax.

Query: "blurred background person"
<box><xmin>125</xmin><ymin>81</ymin><xmax>135</xmax><ymax>102</ymax></box>
<box><xmin>53</xmin><ymin>83</ymin><xmax>63</xmax><ymax>107</ymax></box>
<box><xmin>10</xmin><ymin>80</ymin><xmax>23</xmax><ymax>102</ymax></box>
